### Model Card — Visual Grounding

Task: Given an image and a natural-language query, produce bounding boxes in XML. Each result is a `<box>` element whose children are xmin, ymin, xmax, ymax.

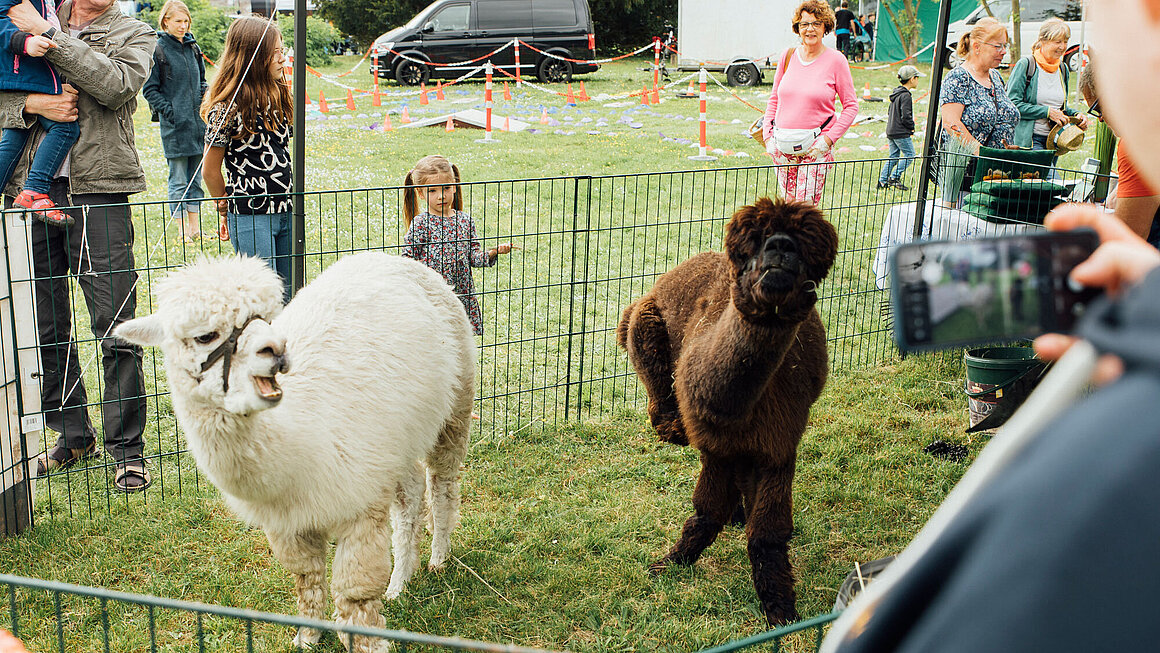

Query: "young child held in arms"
<box><xmin>402</xmin><ymin>155</ymin><xmax>514</xmax><ymax>336</ymax></box>
<box><xmin>201</xmin><ymin>16</ymin><xmax>292</xmax><ymax>300</ymax></box>
<box><xmin>878</xmin><ymin>65</ymin><xmax>923</xmax><ymax>191</ymax></box>
<box><xmin>0</xmin><ymin>0</ymin><xmax>80</xmax><ymax>227</ymax></box>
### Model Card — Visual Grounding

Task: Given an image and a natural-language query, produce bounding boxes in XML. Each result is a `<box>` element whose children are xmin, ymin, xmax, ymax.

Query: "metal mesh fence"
<box><xmin>0</xmin><ymin>154</ymin><xmax>1107</xmax><ymax>651</ymax></box>
<box><xmin>6</xmin><ymin>160</ymin><xmax>917</xmax><ymax>518</ymax></box>
<box><xmin>0</xmin><ymin>574</ymin><xmax>839</xmax><ymax>652</ymax></box>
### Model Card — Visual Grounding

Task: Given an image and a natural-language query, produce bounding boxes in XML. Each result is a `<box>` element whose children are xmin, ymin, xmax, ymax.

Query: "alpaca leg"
<box><xmin>624</xmin><ymin>298</ymin><xmax>687</xmax><ymax>445</ymax></box>
<box><xmin>266</xmin><ymin>529</ymin><xmax>328</xmax><ymax>648</ymax></box>
<box><xmin>426</xmin><ymin>393</ymin><xmax>471</xmax><ymax>571</ymax></box>
<box><xmin>386</xmin><ymin>462</ymin><xmax>425</xmax><ymax>599</ymax></box>
<box><xmin>332</xmin><ymin>504</ymin><xmax>394</xmax><ymax>653</ymax></box>
<box><xmin>650</xmin><ymin>453</ymin><xmax>738</xmax><ymax>573</ymax></box>
<box><xmin>746</xmin><ymin>463</ymin><xmax>800</xmax><ymax>626</ymax></box>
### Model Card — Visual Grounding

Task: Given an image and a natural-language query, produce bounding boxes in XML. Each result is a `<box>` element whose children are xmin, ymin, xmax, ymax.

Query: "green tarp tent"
<box><xmin>875</xmin><ymin>0</ymin><xmax>978</xmax><ymax>63</ymax></box>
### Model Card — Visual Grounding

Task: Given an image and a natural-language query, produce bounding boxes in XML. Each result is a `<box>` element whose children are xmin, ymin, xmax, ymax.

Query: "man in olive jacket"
<box><xmin>1</xmin><ymin>0</ymin><xmax>155</xmax><ymax>492</ymax></box>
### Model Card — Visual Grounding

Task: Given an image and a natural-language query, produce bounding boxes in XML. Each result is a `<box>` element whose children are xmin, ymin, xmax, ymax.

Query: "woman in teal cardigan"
<box><xmin>1007</xmin><ymin>18</ymin><xmax>1089</xmax><ymax>156</ymax></box>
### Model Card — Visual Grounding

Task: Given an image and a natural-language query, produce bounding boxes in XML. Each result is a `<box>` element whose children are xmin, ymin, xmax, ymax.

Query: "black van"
<box><xmin>371</xmin><ymin>0</ymin><xmax>598</xmax><ymax>85</ymax></box>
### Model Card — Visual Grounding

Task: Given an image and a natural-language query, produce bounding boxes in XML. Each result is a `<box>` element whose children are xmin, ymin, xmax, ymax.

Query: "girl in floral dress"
<box><xmin>402</xmin><ymin>155</ymin><xmax>513</xmax><ymax>335</ymax></box>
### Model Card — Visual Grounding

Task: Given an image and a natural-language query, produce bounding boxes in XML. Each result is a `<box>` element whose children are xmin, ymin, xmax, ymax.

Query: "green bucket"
<box><xmin>963</xmin><ymin>347</ymin><xmax>1041</xmax><ymax>428</ymax></box>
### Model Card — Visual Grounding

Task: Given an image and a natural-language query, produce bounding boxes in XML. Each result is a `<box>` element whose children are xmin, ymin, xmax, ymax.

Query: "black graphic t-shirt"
<box><xmin>205</xmin><ymin>103</ymin><xmax>293</xmax><ymax>215</ymax></box>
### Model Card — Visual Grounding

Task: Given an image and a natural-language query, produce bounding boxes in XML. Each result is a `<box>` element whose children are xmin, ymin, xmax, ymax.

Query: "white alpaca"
<box><xmin>115</xmin><ymin>252</ymin><xmax>475</xmax><ymax>652</ymax></box>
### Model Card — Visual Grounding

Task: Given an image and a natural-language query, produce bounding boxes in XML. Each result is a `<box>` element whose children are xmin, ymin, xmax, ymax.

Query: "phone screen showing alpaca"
<box><xmin>890</xmin><ymin>229</ymin><xmax>1100</xmax><ymax>352</ymax></box>
<box><xmin>618</xmin><ymin>197</ymin><xmax>838</xmax><ymax>625</ymax></box>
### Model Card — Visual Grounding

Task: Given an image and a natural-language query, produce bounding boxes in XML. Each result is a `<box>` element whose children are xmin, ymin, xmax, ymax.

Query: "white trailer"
<box><xmin>675</xmin><ymin>0</ymin><xmax>833</xmax><ymax>86</ymax></box>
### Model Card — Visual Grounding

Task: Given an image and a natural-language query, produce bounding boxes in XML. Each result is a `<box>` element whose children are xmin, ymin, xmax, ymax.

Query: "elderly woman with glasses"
<box><xmin>937</xmin><ymin>17</ymin><xmax>1020</xmax><ymax>203</ymax></box>
<box><xmin>761</xmin><ymin>0</ymin><xmax>858</xmax><ymax>206</ymax></box>
<box><xmin>1007</xmin><ymin>18</ymin><xmax>1089</xmax><ymax>153</ymax></box>
<box><xmin>940</xmin><ymin>17</ymin><xmax>1020</xmax><ymax>152</ymax></box>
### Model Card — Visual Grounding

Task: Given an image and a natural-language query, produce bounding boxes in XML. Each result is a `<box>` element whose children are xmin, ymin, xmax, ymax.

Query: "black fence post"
<box><xmin>574</xmin><ymin>176</ymin><xmax>594</xmax><ymax>421</ymax></box>
<box><xmin>563</xmin><ymin>177</ymin><xmax>581</xmax><ymax>421</ymax></box>
<box><xmin>290</xmin><ymin>0</ymin><xmax>307</xmax><ymax>297</ymax></box>
<box><xmin>912</xmin><ymin>0</ymin><xmax>956</xmax><ymax>240</ymax></box>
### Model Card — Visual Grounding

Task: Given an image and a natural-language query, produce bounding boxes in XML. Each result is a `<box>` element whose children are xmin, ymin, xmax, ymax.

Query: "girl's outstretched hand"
<box><xmin>496</xmin><ymin>242</ymin><xmax>519</xmax><ymax>255</ymax></box>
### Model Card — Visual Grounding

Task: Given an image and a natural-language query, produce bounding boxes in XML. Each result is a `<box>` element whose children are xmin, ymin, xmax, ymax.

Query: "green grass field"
<box><xmin>0</xmin><ymin>53</ymin><xmax>1069</xmax><ymax>651</ymax></box>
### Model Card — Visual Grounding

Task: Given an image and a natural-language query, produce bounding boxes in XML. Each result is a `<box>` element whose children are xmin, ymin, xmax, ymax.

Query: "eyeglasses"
<box><xmin>797</xmin><ymin>21</ymin><xmax>824</xmax><ymax>30</ymax></box>
<box><xmin>984</xmin><ymin>41</ymin><xmax>1010</xmax><ymax>52</ymax></box>
<box><xmin>1087</xmin><ymin>98</ymin><xmax>1102</xmax><ymax>119</ymax></box>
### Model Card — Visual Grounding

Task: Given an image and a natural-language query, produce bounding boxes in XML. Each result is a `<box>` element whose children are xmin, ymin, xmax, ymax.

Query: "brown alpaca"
<box><xmin>617</xmin><ymin>197</ymin><xmax>838</xmax><ymax>625</ymax></box>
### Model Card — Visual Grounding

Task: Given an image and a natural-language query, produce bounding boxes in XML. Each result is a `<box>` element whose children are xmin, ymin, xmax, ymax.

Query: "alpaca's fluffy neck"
<box><xmin>169</xmin><ymin>377</ymin><xmax>293</xmax><ymax>505</ymax></box>
<box><xmin>680</xmin><ymin>300</ymin><xmax>802</xmax><ymax>423</ymax></box>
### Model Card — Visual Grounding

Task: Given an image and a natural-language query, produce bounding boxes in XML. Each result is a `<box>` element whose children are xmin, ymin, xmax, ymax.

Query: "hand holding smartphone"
<box><xmin>890</xmin><ymin>229</ymin><xmax>1101</xmax><ymax>353</ymax></box>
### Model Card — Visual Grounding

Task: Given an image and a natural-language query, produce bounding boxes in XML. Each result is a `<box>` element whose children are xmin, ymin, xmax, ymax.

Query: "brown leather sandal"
<box><xmin>113</xmin><ymin>461</ymin><xmax>152</xmax><ymax>493</ymax></box>
<box><xmin>35</xmin><ymin>440</ymin><xmax>98</xmax><ymax>476</ymax></box>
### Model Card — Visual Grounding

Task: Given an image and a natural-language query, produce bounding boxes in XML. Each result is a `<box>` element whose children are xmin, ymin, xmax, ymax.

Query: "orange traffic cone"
<box><xmin>445</xmin><ymin>116</ymin><xmax>455</xmax><ymax>132</ymax></box>
<box><xmin>503</xmin><ymin>81</ymin><xmax>512</xmax><ymax>101</ymax></box>
<box><xmin>318</xmin><ymin>91</ymin><xmax>329</xmax><ymax>113</ymax></box>
<box><xmin>565</xmin><ymin>83</ymin><xmax>576</xmax><ymax>105</ymax></box>
<box><xmin>401</xmin><ymin>105</ymin><xmax>412</xmax><ymax>123</ymax></box>
<box><xmin>420</xmin><ymin>83</ymin><xmax>429</xmax><ymax>105</ymax></box>
<box><xmin>372</xmin><ymin>88</ymin><xmax>381</xmax><ymax>107</ymax></box>
<box><xmin>641</xmin><ymin>84</ymin><xmax>650</xmax><ymax>105</ymax></box>
<box><xmin>863</xmin><ymin>83</ymin><xmax>871</xmax><ymax>100</ymax></box>
<box><xmin>578</xmin><ymin>81</ymin><xmax>590</xmax><ymax>102</ymax></box>
<box><xmin>305</xmin><ymin>92</ymin><xmax>311</xmax><ymax>105</ymax></box>
<box><xmin>345</xmin><ymin>89</ymin><xmax>356</xmax><ymax>111</ymax></box>
<box><xmin>436</xmin><ymin>81</ymin><xmax>445</xmax><ymax>100</ymax></box>
<box><xmin>383</xmin><ymin>114</ymin><xmax>393</xmax><ymax>131</ymax></box>
<box><xmin>686</xmin><ymin>78</ymin><xmax>695</xmax><ymax>94</ymax></box>
<box><xmin>651</xmin><ymin>85</ymin><xmax>660</xmax><ymax>104</ymax></box>
<box><xmin>540</xmin><ymin>108</ymin><xmax>549</xmax><ymax>124</ymax></box>
<box><xmin>503</xmin><ymin>116</ymin><xmax>510</xmax><ymax>132</ymax></box>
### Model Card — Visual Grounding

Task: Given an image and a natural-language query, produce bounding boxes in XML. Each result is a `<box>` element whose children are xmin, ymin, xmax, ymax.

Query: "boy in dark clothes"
<box><xmin>877</xmin><ymin>65</ymin><xmax>922</xmax><ymax>191</ymax></box>
<box><xmin>0</xmin><ymin>0</ymin><xmax>78</xmax><ymax>227</ymax></box>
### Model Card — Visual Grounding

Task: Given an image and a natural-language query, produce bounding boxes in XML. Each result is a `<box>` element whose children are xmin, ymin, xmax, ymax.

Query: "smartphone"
<box><xmin>890</xmin><ymin>229</ymin><xmax>1101</xmax><ymax>353</ymax></box>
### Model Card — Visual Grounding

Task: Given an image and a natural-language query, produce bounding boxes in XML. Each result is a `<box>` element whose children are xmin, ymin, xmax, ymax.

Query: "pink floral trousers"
<box><xmin>768</xmin><ymin>149</ymin><xmax>836</xmax><ymax>206</ymax></box>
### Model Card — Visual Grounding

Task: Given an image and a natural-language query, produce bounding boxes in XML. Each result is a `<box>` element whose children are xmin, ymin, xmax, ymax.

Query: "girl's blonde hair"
<box><xmin>199</xmin><ymin>16</ymin><xmax>292</xmax><ymax>138</ymax></box>
<box><xmin>1032</xmin><ymin>18</ymin><xmax>1071</xmax><ymax>52</ymax></box>
<box><xmin>158</xmin><ymin>0</ymin><xmax>191</xmax><ymax>32</ymax></box>
<box><xmin>956</xmin><ymin>16</ymin><xmax>1008</xmax><ymax>58</ymax></box>
<box><xmin>403</xmin><ymin>155</ymin><xmax>462</xmax><ymax>227</ymax></box>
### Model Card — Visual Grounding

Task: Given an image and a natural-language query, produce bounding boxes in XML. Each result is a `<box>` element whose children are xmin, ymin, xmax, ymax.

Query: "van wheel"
<box><xmin>944</xmin><ymin>48</ymin><xmax>961</xmax><ymax>70</ymax></box>
<box><xmin>726</xmin><ymin>63</ymin><xmax>760</xmax><ymax>87</ymax></box>
<box><xmin>537</xmin><ymin>56</ymin><xmax>572</xmax><ymax>84</ymax></box>
<box><xmin>1063</xmin><ymin>50</ymin><xmax>1079</xmax><ymax>72</ymax></box>
<box><xmin>395</xmin><ymin>59</ymin><xmax>429</xmax><ymax>86</ymax></box>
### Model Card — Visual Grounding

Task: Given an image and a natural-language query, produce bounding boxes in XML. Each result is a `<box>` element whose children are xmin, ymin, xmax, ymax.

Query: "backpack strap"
<box><xmin>1024</xmin><ymin>56</ymin><xmax>1034</xmax><ymax>85</ymax></box>
<box><xmin>775</xmin><ymin>47</ymin><xmax>795</xmax><ymax>93</ymax></box>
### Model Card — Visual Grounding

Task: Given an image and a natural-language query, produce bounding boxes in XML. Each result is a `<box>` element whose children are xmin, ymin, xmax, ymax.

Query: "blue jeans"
<box><xmin>879</xmin><ymin>136</ymin><xmax>915</xmax><ymax>183</ymax></box>
<box><xmin>167</xmin><ymin>155</ymin><xmax>206</xmax><ymax>216</ymax></box>
<box><xmin>1030</xmin><ymin>132</ymin><xmax>1060</xmax><ymax>176</ymax></box>
<box><xmin>0</xmin><ymin>116</ymin><xmax>80</xmax><ymax>194</ymax></box>
<box><xmin>228</xmin><ymin>212</ymin><xmax>291</xmax><ymax>301</ymax></box>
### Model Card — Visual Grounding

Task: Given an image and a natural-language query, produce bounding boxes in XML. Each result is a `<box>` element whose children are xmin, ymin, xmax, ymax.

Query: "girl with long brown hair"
<box><xmin>201</xmin><ymin>15</ymin><xmax>293</xmax><ymax>300</ymax></box>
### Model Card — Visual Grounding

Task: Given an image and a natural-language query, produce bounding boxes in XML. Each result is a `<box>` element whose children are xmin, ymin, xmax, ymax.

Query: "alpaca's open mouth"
<box><xmin>253</xmin><ymin>376</ymin><xmax>283</xmax><ymax>401</ymax></box>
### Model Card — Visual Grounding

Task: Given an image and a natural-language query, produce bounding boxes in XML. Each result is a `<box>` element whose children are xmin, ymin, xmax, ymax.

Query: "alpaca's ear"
<box><xmin>114</xmin><ymin>315</ymin><xmax>166</xmax><ymax>347</ymax></box>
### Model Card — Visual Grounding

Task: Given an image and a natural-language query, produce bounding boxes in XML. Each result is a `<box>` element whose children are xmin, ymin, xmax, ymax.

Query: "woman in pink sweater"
<box><xmin>762</xmin><ymin>0</ymin><xmax>859</xmax><ymax>206</ymax></box>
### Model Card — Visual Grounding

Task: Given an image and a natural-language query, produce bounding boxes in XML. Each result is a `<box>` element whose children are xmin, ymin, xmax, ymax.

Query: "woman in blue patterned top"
<box><xmin>940</xmin><ymin>17</ymin><xmax>1020</xmax><ymax>151</ymax></box>
<box><xmin>938</xmin><ymin>17</ymin><xmax>1020</xmax><ymax>203</ymax></box>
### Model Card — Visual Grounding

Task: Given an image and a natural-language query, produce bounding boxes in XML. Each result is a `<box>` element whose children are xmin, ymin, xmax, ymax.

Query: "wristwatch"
<box><xmin>41</xmin><ymin>26</ymin><xmax>58</xmax><ymax>40</ymax></box>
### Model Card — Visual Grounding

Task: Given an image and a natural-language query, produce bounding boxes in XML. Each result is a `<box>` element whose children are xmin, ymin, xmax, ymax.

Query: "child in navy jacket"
<box><xmin>0</xmin><ymin>0</ymin><xmax>79</xmax><ymax>227</ymax></box>
<box><xmin>877</xmin><ymin>65</ymin><xmax>922</xmax><ymax>191</ymax></box>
